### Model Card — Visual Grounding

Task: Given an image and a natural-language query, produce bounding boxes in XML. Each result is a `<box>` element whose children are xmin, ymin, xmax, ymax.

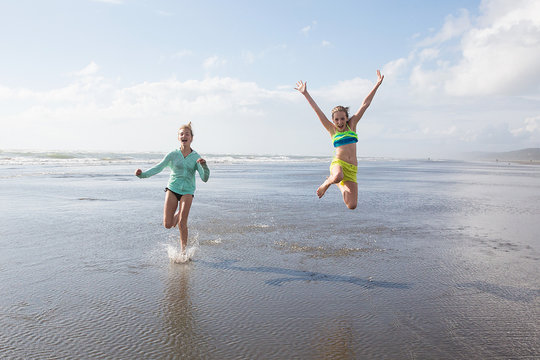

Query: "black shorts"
<box><xmin>165</xmin><ymin>188</ymin><xmax>193</xmax><ymax>201</ymax></box>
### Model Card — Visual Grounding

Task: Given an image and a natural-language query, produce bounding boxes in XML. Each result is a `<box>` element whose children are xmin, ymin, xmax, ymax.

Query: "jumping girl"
<box><xmin>295</xmin><ymin>70</ymin><xmax>384</xmax><ymax>209</ymax></box>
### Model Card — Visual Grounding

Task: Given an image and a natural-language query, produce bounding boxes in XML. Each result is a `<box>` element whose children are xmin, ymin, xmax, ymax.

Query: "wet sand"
<box><xmin>1</xmin><ymin>157</ymin><xmax>539</xmax><ymax>358</ymax></box>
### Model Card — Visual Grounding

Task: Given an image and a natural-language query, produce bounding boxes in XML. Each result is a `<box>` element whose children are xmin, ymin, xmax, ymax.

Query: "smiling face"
<box><xmin>178</xmin><ymin>127</ymin><xmax>193</xmax><ymax>148</ymax></box>
<box><xmin>332</xmin><ymin>111</ymin><xmax>348</xmax><ymax>131</ymax></box>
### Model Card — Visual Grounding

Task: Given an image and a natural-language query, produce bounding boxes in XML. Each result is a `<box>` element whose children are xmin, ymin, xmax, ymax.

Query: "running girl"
<box><xmin>295</xmin><ymin>70</ymin><xmax>384</xmax><ymax>209</ymax></box>
<box><xmin>135</xmin><ymin>122</ymin><xmax>210</xmax><ymax>253</ymax></box>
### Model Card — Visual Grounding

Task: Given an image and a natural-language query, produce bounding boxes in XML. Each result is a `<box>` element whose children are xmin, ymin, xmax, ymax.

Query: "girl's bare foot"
<box><xmin>316</xmin><ymin>180</ymin><xmax>331</xmax><ymax>198</ymax></box>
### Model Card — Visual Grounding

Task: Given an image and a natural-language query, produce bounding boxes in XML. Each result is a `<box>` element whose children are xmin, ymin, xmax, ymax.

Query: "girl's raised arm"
<box><xmin>348</xmin><ymin>70</ymin><xmax>384</xmax><ymax>129</ymax></box>
<box><xmin>295</xmin><ymin>80</ymin><xmax>334</xmax><ymax>134</ymax></box>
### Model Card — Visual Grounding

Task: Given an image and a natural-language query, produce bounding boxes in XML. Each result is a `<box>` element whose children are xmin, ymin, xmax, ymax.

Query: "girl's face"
<box><xmin>333</xmin><ymin>111</ymin><xmax>348</xmax><ymax>131</ymax></box>
<box><xmin>178</xmin><ymin>129</ymin><xmax>193</xmax><ymax>147</ymax></box>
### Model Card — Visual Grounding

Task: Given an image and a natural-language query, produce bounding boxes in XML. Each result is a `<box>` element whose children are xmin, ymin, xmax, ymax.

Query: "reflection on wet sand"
<box><xmin>311</xmin><ymin>318</ymin><xmax>355</xmax><ymax>359</ymax></box>
<box><xmin>162</xmin><ymin>264</ymin><xmax>210</xmax><ymax>358</ymax></box>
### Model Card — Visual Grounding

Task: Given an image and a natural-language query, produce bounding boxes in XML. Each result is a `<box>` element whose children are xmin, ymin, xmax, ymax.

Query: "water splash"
<box><xmin>167</xmin><ymin>245</ymin><xmax>197</xmax><ymax>263</ymax></box>
<box><xmin>165</xmin><ymin>232</ymin><xmax>200</xmax><ymax>263</ymax></box>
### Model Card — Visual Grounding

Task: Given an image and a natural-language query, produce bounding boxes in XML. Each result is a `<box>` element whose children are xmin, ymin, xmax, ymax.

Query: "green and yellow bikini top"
<box><xmin>332</xmin><ymin>125</ymin><xmax>358</xmax><ymax>147</ymax></box>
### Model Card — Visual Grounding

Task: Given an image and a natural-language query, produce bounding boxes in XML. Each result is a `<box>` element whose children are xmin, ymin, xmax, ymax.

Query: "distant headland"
<box><xmin>463</xmin><ymin>148</ymin><xmax>540</xmax><ymax>164</ymax></box>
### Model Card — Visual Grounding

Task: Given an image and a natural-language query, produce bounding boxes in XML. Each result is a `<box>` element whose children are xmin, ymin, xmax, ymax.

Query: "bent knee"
<box><xmin>163</xmin><ymin>219</ymin><xmax>176</xmax><ymax>229</ymax></box>
<box><xmin>345</xmin><ymin>199</ymin><xmax>357</xmax><ymax>210</ymax></box>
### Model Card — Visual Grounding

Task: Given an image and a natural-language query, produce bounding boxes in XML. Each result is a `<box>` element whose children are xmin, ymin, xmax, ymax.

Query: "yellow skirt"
<box><xmin>330</xmin><ymin>158</ymin><xmax>358</xmax><ymax>185</ymax></box>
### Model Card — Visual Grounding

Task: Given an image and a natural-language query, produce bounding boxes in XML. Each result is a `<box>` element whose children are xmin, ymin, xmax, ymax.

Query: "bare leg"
<box><xmin>317</xmin><ymin>164</ymin><xmax>344</xmax><ymax>198</ymax></box>
<box><xmin>177</xmin><ymin>195</ymin><xmax>193</xmax><ymax>253</ymax></box>
<box><xmin>163</xmin><ymin>190</ymin><xmax>179</xmax><ymax>229</ymax></box>
<box><xmin>338</xmin><ymin>181</ymin><xmax>358</xmax><ymax>210</ymax></box>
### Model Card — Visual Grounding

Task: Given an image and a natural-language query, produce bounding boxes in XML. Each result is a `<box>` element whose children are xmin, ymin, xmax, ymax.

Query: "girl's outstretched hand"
<box><xmin>295</xmin><ymin>80</ymin><xmax>307</xmax><ymax>94</ymax></box>
<box><xmin>376</xmin><ymin>70</ymin><xmax>384</xmax><ymax>84</ymax></box>
<box><xmin>197</xmin><ymin>158</ymin><xmax>206</xmax><ymax>166</ymax></box>
<box><xmin>135</xmin><ymin>169</ymin><xmax>142</xmax><ymax>176</ymax></box>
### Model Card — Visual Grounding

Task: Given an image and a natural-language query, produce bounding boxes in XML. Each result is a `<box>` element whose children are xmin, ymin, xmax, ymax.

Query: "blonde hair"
<box><xmin>331</xmin><ymin>106</ymin><xmax>349</xmax><ymax>120</ymax></box>
<box><xmin>178</xmin><ymin>122</ymin><xmax>193</xmax><ymax>136</ymax></box>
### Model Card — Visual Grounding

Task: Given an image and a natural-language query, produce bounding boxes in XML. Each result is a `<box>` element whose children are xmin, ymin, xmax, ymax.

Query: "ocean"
<box><xmin>1</xmin><ymin>150</ymin><xmax>539</xmax><ymax>359</ymax></box>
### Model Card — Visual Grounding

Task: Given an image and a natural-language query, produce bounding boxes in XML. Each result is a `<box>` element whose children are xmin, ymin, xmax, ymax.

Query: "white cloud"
<box><xmin>316</xmin><ymin>77</ymin><xmax>374</xmax><ymax>103</ymax></box>
<box><xmin>418</xmin><ymin>48</ymin><xmax>440</xmax><ymax>62</ymax></box>
<box><xmin>321</xmin><ymin>40</ymin><xmax>331</xmax><ymax>47</ymax></box>
<box><xmin>0</xmin><ymin>75</ymin><xmax>300</xmax><ymax>153</ymax></box>
<box><xmin>301</xmin><ymin>25</ymin><xmax>311</xmax><ymax>35</ymax></box>
<box><xmin>0</xmin><ymin>70</ymin><xmax>536</xmax><ymax>156</ymax></box>
<box><xmin>203</xmin><ymin>55</ymin><xmax>226</xmax><ymax>69</ymax></box>
<box><xmin>397</xmin><ymin>0</ymin><xmax>540</xmax><ymax>97</ymax></box>
<box><xmin>511</xmin><ymin>115</ymin><xmax>540</xmax><ymax>138</ymax></box>
<box><xmin>417</xmin><ymin>9</ymin><xmax>471</xmax><ymax>47</ymax></box>
<box><xmin>301</xmin><ymin>20</ymin><xmax>317</xmax><ymax>35</ymax></box>
<box><xmin>382</xmin><ymin>57</ymin><xmax>409</xmax><ymax>79</ymax></box>
<box><xmin>409</xmin><ymin>65</ymin><xmax>445</xmax><ymax>93</ymax></box>
<box><xmin>73</xmin><ymin>62</ymin><xmax>100</xmax><ymax>77</ymax></box>
<box><xmin>445</xmin><ymin>8</ymin><xmax>540</xmax><ymax>96</ymax></box>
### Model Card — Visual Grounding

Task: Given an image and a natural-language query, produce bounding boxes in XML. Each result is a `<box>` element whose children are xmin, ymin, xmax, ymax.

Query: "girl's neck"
<box><xmin>180</xmin><ymin>145</ymin><xmax>192</xmax><ymax>155</ymax></box>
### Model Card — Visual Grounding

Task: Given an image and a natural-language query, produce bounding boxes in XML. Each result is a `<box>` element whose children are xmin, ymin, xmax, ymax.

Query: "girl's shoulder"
<box><xmin>190</xmin><ymin>149</ymin><xmax>202</xmax><ymax>159</ymax></box>
<box><xmin>163</xmin><ymin>149</ymin><xmax>178</xmax><ymax>160</ymax></box>
<box><xmin>328</xmin><ymin>125</ymin><xmax>338</xmax><ymax>137</ymax></box>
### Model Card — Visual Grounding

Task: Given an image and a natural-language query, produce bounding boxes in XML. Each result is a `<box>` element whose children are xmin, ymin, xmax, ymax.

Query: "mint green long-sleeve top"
<box><xmin>137</xmin><ymin>149</ymin><xmax>210</xmax><ymax>195</ymax></box>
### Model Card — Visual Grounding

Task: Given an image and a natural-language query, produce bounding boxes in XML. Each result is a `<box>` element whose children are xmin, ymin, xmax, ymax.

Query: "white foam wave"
<box><xmin>203</xmin><ymin>154</ymin><xmax>329</xmax><ymax>164</ymax></box>
<box><xmin>0</xmin><ymin>150</ymin><xmax>407</xmax><ymax>168</ymax></box>
<box><xmin>0</xmin><ymin>150</ymin><xmax>331</xmax><ymax>166</ymax></box>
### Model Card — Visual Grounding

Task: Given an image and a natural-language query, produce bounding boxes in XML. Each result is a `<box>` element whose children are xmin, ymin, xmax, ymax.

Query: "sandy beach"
<box><xmin>1</xmin><ymin>152</ymin><xmax>539</xmax><ymax>359</ymax></box>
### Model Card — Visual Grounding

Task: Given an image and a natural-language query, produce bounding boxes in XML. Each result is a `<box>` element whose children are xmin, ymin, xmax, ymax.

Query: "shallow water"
<box><xmin>1</xmin><ymin>154</ymin><xmax>539</xmax><ymax>359</ymax></box>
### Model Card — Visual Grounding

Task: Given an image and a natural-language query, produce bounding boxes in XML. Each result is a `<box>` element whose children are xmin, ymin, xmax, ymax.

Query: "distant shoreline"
<box><xmin>504</xmin><ymin>160</ymin><xmax>540</xmax><ymax>166</ymax></box>
<box><xmin>462</xmin><ymin>148</ymin><xmax>540</xmax><ymax>164</ymax></box>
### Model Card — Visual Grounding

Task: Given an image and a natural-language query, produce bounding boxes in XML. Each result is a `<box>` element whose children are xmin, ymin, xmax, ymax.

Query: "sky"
<box><xmin>1</xmin><ymin>0</ymin><xmax>539</xmax><ymax>158</ymax></box>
